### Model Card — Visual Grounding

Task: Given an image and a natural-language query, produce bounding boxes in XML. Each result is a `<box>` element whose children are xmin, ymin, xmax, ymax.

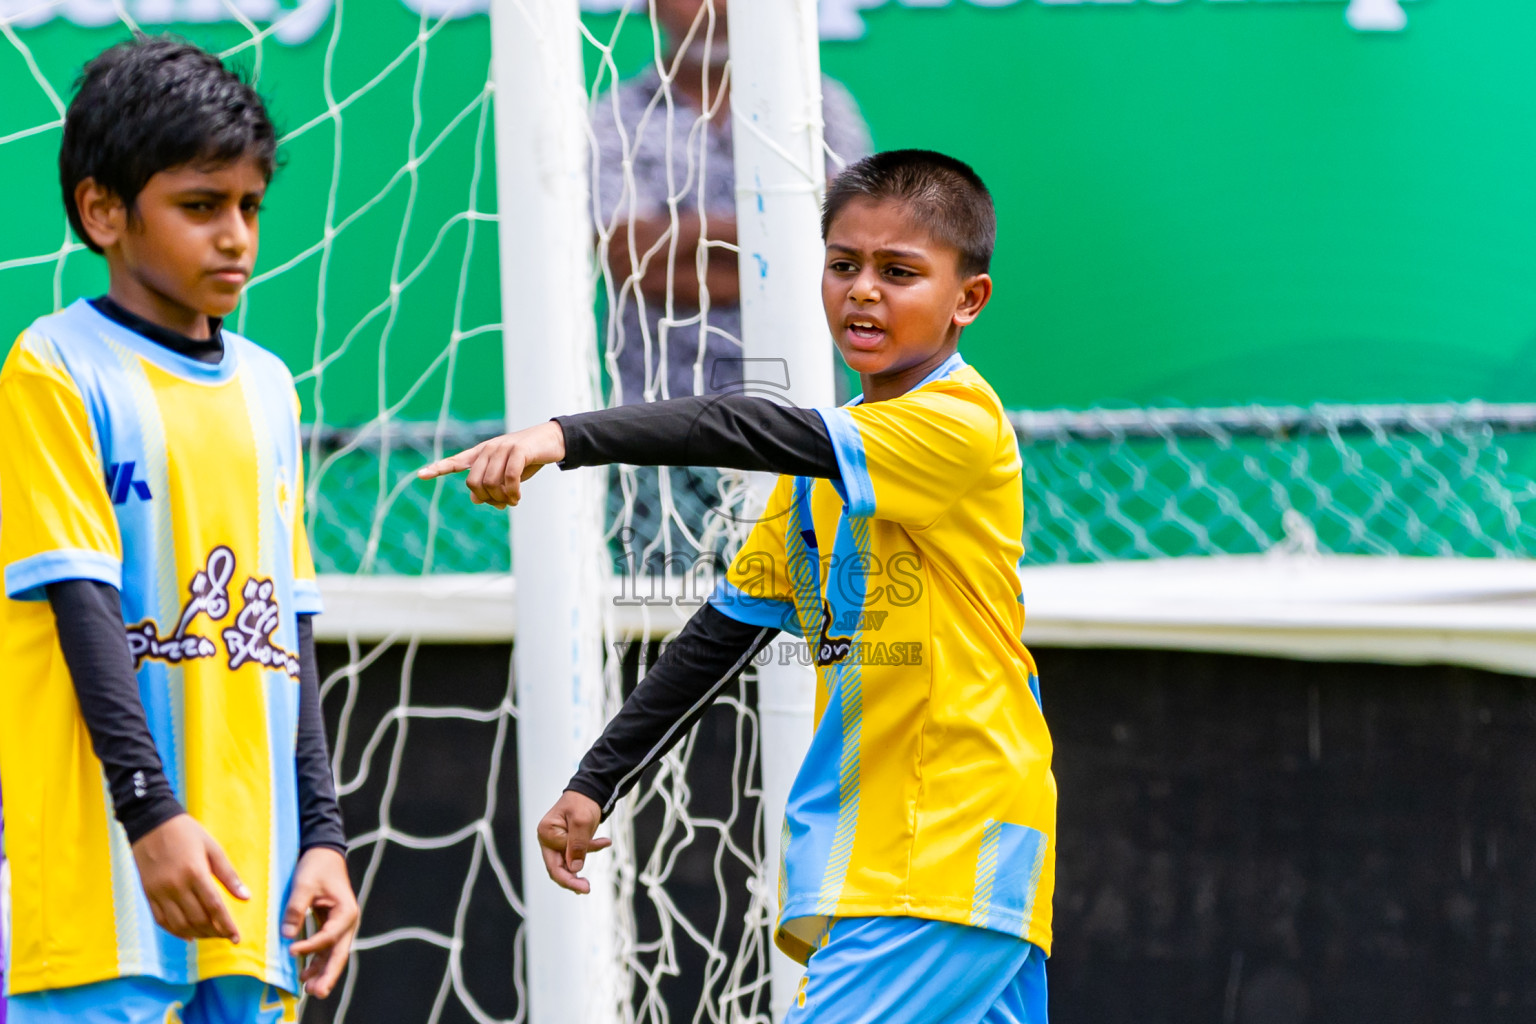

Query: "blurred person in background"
<box><xmin>592</xmin><ymin>0</ymin><xmax>872</xmax><ymax>572</ymax></box>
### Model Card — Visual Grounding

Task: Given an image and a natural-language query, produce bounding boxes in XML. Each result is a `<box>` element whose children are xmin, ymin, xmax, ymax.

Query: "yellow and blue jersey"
<box><xmin>710</xmin><ymin>353</ymin><xmax>1055</xmax><ymax>964</ymax></box>
<box><xmin>0</xmin><ymin>299</ymin><xmax>321</xmax><ymax>995</ymax></box>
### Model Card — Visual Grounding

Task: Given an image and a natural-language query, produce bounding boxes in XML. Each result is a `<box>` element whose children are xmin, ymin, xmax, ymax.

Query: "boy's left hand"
<box><xmin>282</xmin><ymin>847</ymin><xmax>359</xmax><ymax>999</ymax></box>
<box><xmin>416</xmin><ymin>420</ymin><xmax>566</xmax><ymax>509</ymax></box>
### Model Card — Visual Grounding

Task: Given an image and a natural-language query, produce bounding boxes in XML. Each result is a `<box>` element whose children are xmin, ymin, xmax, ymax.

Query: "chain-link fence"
<box><xmin>305</xmin><ymin>401</ymin><xmax>1536</xmax><ymax>575</ymax></box>
<box><xmin>305</xmin><ymin>420</ymin><xmax>508</xmax><ymax>575</ymax></box>
<box><xmin>1016</xmin><ymin>402</ymin><xmax>1536</xmax><ymax>564</ymax></box>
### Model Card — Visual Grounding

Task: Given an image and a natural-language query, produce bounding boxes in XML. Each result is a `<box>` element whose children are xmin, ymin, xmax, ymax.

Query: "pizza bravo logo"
<box><xmin>127</xmin><ymin>545</ymin><xmax>302</xmax><ymax>679</ymax></box>
<box><xmin>2</xmin><ymin>0</ymin><xmax>1418</xmax><ymax>46</ymax></box>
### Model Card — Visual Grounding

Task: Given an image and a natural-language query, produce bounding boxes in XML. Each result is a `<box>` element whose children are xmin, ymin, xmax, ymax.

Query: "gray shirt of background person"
<box><xmin>592</xmin><ymin>67</ymin><xmax>873</xmax><ymax>408</ymax></box>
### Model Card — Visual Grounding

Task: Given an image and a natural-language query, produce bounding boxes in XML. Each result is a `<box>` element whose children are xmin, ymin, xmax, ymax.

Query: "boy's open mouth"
<box><xmin>845</xmin><ymin>316</ymin><xmax>886</xmax><ymax>350</ymax></box>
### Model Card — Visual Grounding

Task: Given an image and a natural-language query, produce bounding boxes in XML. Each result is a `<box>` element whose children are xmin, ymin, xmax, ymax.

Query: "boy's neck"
<box><xmin>859</xmin><ymin>342</ymin><xmax>960</xmax><ymax>404</ymax></box>
<box><xmin>106</xmin><ymin>276</ymin><xmax>216</xmax><ymax>341</ymax></box>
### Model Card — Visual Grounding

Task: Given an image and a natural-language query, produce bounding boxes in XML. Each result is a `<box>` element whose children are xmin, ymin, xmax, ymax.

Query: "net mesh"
<box><xmin>1015</xmin><ymin>404</ymin><xmax>1536</xmax><ymax>563</ymax></box>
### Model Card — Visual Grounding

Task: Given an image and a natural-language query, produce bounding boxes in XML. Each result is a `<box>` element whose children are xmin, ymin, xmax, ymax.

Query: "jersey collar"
<box><xmin>75</xmin><ymin>298</ymin><xmax>240</xmax><ymax>384</ymax></box>
<box><xmin>845</xmin><ymin>350</ymin><xmax>967</xmax><ymax>407</ymax></box>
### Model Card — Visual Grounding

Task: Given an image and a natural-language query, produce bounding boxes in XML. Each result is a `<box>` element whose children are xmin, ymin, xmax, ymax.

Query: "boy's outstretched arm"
<box><xmin>46</xmin><ymin>580</ymin><xmax>248</xmax><ymax>943</ymax></box>
<box><xmin>537</xmin><ymin>603</ymin><xmax>779</xmax><ymax>893</ymax></box>
<box><xmin>418</xmin><ymin>395</ymin><xmax>840</xmax><ymax>507</ymax></box>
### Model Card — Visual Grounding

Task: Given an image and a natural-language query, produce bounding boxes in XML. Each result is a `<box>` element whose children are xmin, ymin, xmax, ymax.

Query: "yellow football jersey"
<box><xmin>0</xmin><ymin>300</ymin><xmax>321</xmax><ymax>995</ymax></box>
<box><xmin>710</xmin><ymin>353</ymin><xmax>1054</xmax><ymax>964</ymax></box>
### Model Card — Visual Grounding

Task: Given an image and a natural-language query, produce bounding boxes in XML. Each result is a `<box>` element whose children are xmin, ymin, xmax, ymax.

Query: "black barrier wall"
<box><xmin>305</xmin><ymin>643</ymin><xmax>1536</xmax><ymax>1024</ymax></box>
<box><xmin>1044</xmin><ymin>648</ymin><xmax>1536</xmax><ymax>1024</ymax></box>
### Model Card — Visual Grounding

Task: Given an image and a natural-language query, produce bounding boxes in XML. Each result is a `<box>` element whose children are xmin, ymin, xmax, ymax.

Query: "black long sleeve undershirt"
<box><xmin>557</xmin><ymin>396</ymin><xmax>839</xmax><ymax>814</ymax></box>
<box><xmin>567</xmin><ymin>603</ymin><xmax>778</xmax><ymax>818</ymax></box>
<box><xmin>47</xmin><ymin>579</ymin><xmax>185</xmax><ymax>842</ymax></box>
<box><xmin>46</xmin><ymin>581</ymin><xmax>347</xmax><ymax>852</ymax></box>
<box><xmin>556</xmin><ymin>394</ymin><xmax>841</xmax><ymax>481</ymax></box>
<box><xmin>295</xmin><ymin>615</ymin><xmax>348</xmax><ymax>854</ymax></box>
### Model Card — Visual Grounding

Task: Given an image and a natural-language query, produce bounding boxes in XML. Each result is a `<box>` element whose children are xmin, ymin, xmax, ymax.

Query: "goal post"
<box><xmin>725</xmin><ymin>0</ymin><xmax>836</xmax><ymax>1018</ymax></box>
<box><xmin>488</xmin><ymin>2</ymin><xmax>618</xmax><ymax>1023</ymax></box>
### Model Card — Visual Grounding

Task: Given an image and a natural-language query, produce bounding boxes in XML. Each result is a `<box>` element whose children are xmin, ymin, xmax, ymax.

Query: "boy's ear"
<box><xmin>953</xmin><ymin>273</ymin><xmax>993</xmax><ymax>328</ymax></box>
<box><xmin>74</xmin><ymin>177</ymin><xmax>127</xmax><ymax>251</ymax></box>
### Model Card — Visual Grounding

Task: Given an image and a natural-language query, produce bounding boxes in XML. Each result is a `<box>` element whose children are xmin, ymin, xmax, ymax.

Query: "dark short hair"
<box><xmin>822</xmin><ymin>149</ymin><xmax>996</xmax><ymax>276</ymax></box>
<box><xmin>59</xmin><ymin>36</ymin><xmax>276</xmax><ymax>254</ymax></box>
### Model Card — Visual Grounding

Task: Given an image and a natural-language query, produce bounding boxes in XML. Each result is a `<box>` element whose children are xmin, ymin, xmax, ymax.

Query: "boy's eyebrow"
<box><xmin>169</xmin><ymin>185</ymin><xmax>266</xmax><ymax>199</ymax></box>
<box><xmin>826</xmin><ymin>243</ymin><xmax>930</xmax><ymax>261</ymax></box>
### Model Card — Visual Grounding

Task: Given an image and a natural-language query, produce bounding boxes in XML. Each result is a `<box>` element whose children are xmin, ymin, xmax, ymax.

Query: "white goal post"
<box><xmin>725</xmin><ymin>0</ymin><xmax>836</xmax><ymax>1018</ymax></box>
<box><xmin>489</xmin><ymin>1</ymin><xmax>616</xmax><ymax>1023</ymax></box>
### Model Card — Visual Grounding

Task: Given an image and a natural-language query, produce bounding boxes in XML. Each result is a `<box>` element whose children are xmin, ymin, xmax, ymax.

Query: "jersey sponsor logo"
<box><xmin>127</xmin><ymin>545</ymin><xmax>300</xmax><ymax>680</ymax></box>
<box><xmin>815</xmin><ymin>600</ymin><xmax>853</xmax><ymax>666</ymax></box>
<box><xmin>224</xmin><ymin>576</ymin><xmax>302</xmax><ymax>678</ymax></box>
<box><xmin>815</xmin><ymin>604</ymin><xmax>895</xmax><ymax>664</ymax></box>
<box><xmin>797</xmin><ymin>639</ymin><xmax>923</xmax><ymax>667</ymax></box>
<box><xmin>105</xmin><ymin>460</ymin><xmax>152</xmax><ymax>504</ymax></box>
<box><xmin>127</xmin><ymin>546</ymin><xmax>234</xmax><ymax>667</ymax></box>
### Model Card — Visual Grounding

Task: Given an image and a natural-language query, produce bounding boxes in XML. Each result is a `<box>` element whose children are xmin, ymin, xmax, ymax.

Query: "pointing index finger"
<box><xmin>417</xmin><ymin>443</ymin><xmax>482</xmax><ymax>481</ymax></box>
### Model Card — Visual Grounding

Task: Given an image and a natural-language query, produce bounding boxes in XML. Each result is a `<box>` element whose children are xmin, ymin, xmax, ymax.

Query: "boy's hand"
<box><xmin>537</xmin><ymin>790</ymin><xmax>611</xmax><ymax>894</ymax></box>
<box><xmin>283</xmin><ymin>847</ymin><xmax>360</xmax><ymax>999</ymax></box>
<box><xmin>131</xmin><ymin>813</ymin><xmax>249</xmax><ymax>944</ymax></box>
<box><xmin>416</xmin><ymin>420</ymin><xmax>567</xmax><ymax>509</ymax></box>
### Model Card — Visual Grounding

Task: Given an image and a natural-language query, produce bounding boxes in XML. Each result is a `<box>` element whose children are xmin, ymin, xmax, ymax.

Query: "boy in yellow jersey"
<box><xmin>422</xmin><ymin>150</ymin><xmax>1051</xmax><ymax>1022</ymax></box>
<box><xmin>0</xmin><ymin>38</ymin><xmax>358</xmax><ymax>1024</ymax></box>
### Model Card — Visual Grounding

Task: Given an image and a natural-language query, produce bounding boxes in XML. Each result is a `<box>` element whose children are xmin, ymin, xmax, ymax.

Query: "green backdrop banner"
<box><xmin>2</xmin><ymin>0</ymin><xmax>1530</xmax><ymax>420</ymax></box>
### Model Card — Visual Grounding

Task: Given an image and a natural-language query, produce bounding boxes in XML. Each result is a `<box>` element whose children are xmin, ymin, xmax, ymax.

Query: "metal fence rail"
<box><xmin>302</xmin><ymin>403</ymin><xmax>1536</xmax><ymax>573</ymax></box>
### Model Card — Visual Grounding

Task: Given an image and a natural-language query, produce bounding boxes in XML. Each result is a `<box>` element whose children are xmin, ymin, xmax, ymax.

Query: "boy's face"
<box><xmin>77</xmin><ymin>154</ymin><xmax>267</xmax><ymax>335</ymax></box>
<box><xmin>822</xmin><ymin>197</ymin><xmax>991</xmax><ymax>400</ymax></box>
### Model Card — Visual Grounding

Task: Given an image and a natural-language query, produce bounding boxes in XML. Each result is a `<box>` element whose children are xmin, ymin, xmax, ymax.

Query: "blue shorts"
<box><xmin>7</xmin><ymin>975</ymin><xmax>296</xmax><ymax>1024</ymax></box>
<box><xmin>784</xmin><ymin>916</ymin><xmax>1047</xmax><ymax>1024</ymax></box>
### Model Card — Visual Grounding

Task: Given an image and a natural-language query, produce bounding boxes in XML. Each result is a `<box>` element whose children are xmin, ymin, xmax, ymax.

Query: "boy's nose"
<box><xmin>219</xmin><ymin>215</ymin><xmax>252</xmax><ymax>255</ymax></box>
<box><xmin>850</xmin><ymin>271</ymin><xmax>880</xmax><ymax>303</ymax></box>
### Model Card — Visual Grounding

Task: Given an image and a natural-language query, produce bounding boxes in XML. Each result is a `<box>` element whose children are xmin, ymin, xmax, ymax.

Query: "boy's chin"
<box><xmin>198</xmin><ymin>294</ymin><xmax>244</xmax><ymax>321</ymax></box>
<box><xmin>835</xmin><ymin>347</ymin><xmax>889</xmax><ymax>377</ymax></box>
